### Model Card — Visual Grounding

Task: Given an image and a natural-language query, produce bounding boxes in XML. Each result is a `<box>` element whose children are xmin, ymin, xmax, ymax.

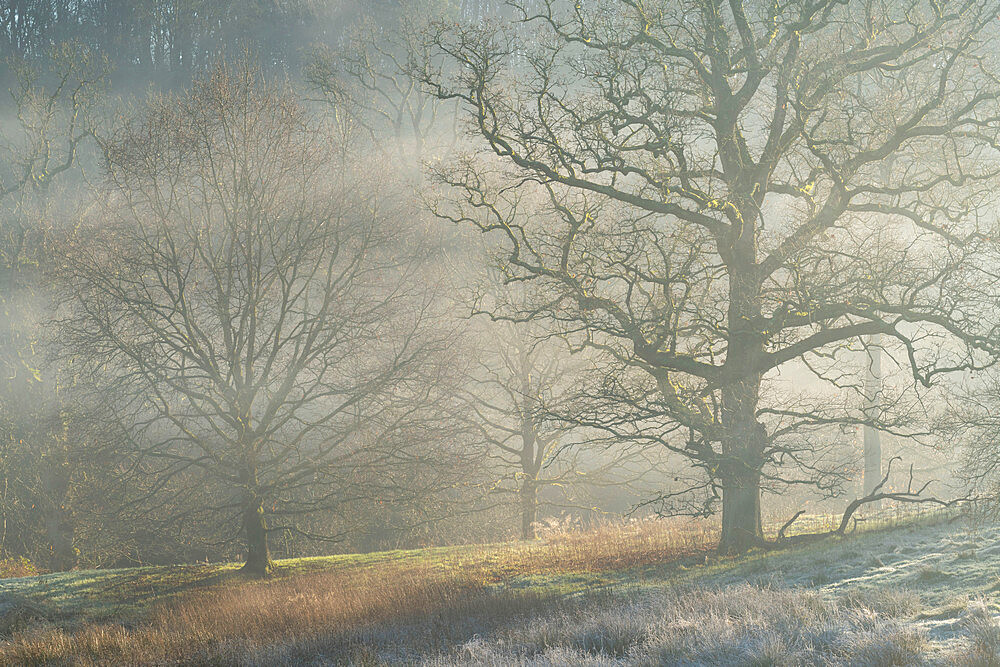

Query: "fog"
<box><xmin>2</xmin><ymin>1</ymin><xmax>1000</xmax><ymax>664</ymax></box>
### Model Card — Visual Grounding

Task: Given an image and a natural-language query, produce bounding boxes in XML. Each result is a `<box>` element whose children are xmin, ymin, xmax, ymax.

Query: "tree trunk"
<box><xmin>719</xmin><ymin>459</ymin><xmax>763</xmax><ymax>553</ymax></box>
<box><xmin>41</xmin><ymin>458</ymin><xmax>77</xmax><ymax>571</ymax></box>
<box><xmin>44</xmin><ymin>510</ymin><xmax>76</xmax><ymax>571</ymax></box>
<box><xmin>718</xmin><ymin>256</ymin><xmax>765</xmax><ymax>553</ymax></box>
<box><xmin>518</xmin><ymin>375</ymin><xmax>540</xmax><ymax>540</ymax></box>
<box><xmin>241</xmin><ymin>494</ymin><xmax>272</xmax><ymax>577</ymax></box>
<box><xmin>520</xmin><ymin>479</ymin><xmax>537</xmax><ymax>540</ymax></box>
<box><xmin>718</xmin><ymin>381</ymin><xmax>766</xmax><ymax>553</ymax></box>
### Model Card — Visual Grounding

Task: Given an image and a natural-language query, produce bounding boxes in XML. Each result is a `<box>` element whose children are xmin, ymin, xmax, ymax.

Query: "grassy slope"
<box><xmin>1</xmin><ymin>511</ymin><xmax>997</xmax><ymax>664</ymax></box>
<box><xmin>0</xmin><ymin>510</ymin><xmax>908</xmax><ymax>620</ymax></box>
<box><xmin>690</xmin><ymin>516</ymin><xmax>1000</xmax><ymax>656</ymax></box>
<box><xmin>493</xmin><ymin>514</ymin><xmax>1000</xmax><ymax>653</ymax></box>
<box><xmin>0</xmin><ymin>544</ymin><xmax>484</xmax><ymax>625</ymax></box>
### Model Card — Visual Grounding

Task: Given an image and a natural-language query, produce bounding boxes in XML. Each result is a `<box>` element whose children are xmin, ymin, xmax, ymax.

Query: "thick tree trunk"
<box><xmin>520</xmin><ymin>479</ymin><xmax>537</xmax><ymax>540</ymax></box>
<box><xmin>241</xmin><ymin>494</ymin><xmax>272</xmax><ymax>577</ymax></box>
<box><xmin>718</xmin><ymin>256</ymin><xmax>766</xmax><ymax>553</ymax></box>
<box><xmin>718</xmin><ymin>381</ymin><xmax>766</xmax><ymax>553</ymax></box>
<box><xmin>719</xmin><ymin>460</ymin><xmax>763</xmax><ymax>553</ymax></box>
<box><xmin>719</xmin><ymin>396</ymin><xmax>767</xmax><ymax>553</ymax></box>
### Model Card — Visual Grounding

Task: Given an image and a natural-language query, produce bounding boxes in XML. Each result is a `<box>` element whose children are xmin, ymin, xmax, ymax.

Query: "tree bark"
<box><xmin>520</xmin><ymin>478</ymin><xmax>537</xmax><ymax>540</ymax></box>
<box><xmin>241</xmin><ymin>493</ymin><xmax>272</xmax><ymax>577</ymax></box>
<box><xmin>719</xmin><ymin>459</ymin><xmax>763</xmax><ymax>552</ymax></box>
<box><xmin>718</xmin><ymin>379</ymin><xmax>766</xmax><ymax>553</ymax></box>
<box><xmin>718</xmin><ymin>257</ymin><xmax>766</xmax><ymax>553</ymax></box>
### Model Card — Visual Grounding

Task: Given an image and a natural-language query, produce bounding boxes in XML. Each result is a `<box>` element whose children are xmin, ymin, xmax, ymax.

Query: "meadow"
<box><xmin>1</xmin><ymin>511</ymin><xmax>997</xmax><ymax>665</ymax></box>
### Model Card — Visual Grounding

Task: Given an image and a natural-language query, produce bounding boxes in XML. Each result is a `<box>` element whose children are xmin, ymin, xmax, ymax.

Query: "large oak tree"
<box><xmin>422</xmin><ymin>0</ymin><xmax>1000</xmax><ymax>551</ymax></box>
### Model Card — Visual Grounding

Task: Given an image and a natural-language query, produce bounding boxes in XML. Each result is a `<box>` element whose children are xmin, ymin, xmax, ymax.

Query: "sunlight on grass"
<box><xmin>0</xmin><ymin>508</ymin><xmax>965</xmax><ymax>664</ymax></box>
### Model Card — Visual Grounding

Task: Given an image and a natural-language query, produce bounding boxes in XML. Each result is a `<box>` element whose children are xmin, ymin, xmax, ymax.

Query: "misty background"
<box><xmin>0</xmin><ymin>0</ymin><xmax>989</xmax><ymax>575</ymax></box>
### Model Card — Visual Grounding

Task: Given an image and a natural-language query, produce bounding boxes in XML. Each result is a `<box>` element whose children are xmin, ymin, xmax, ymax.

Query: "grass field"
<box><xmin>1</xmin><ymin>510</ymin><xmax>997</xmax><ymax>665</ymax></box>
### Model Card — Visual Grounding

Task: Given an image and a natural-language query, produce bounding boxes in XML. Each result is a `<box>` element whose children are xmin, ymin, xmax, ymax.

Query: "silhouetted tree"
<box><xmin>55</xmin><ymin>61</ymin><xmax>462</xmax><ymax>576</ymax></box>
<box><xmin>422</xmin><ymin>0</ymin><xmax>1000</xmax><ymax>551</ymax></box>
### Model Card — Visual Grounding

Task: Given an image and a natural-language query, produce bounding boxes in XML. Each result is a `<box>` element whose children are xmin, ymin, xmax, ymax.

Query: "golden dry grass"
<box><xmin>0</xmin><ymin>509</ymin><xmax>943</xmax><ymax>665</ymax></box>
<box><xmin>0</xmin><ymin>517</ymin><xmax>718</xmax><ymax>664</ymax></box>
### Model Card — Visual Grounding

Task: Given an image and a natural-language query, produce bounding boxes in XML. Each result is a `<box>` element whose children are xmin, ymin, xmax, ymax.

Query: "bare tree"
<box><xmin>1</xmin><ymin>41</ymin><xmax>107</xmax><ymax>362</ymax></box>
<box><xmin>420</xmin><ymin>0</ymin><xmax>1000</xmax><ymax>552</ymax></box>
<box><xmin>54</xmin><ymin>61</ymin><xmax>460</xmax><ymax>576</ymax></box>
<box><xmin>0</xmin><ymin>41</ymin><xmax>108</xmax><ymax>569</ymax></box>
<box><xmin>463</xmin><ymin>321</ymin><xmax>653</xmax><ymax>538</ymax></box>
<box><xmin>306</xmin><ymin>1</ymin><xmax>459</xmax><ymax>166</ymax></box>
<box><xmin>464</xmin><ymin>324</ymin><xmax>570</xmax><ymax>539</ymax></box>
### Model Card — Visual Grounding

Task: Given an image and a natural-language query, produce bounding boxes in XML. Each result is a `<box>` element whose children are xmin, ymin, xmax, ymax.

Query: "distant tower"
<box><xmin>863</xmin><ymin>334</ymin><xmax>882</xmax><ymax>496</ymax></box>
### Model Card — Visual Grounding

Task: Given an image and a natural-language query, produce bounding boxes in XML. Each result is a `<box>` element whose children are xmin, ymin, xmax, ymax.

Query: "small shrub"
<box><xmin>0</xmin><ymin>556</ymin><xmax>38</xmax><ymax>579</ymax></box>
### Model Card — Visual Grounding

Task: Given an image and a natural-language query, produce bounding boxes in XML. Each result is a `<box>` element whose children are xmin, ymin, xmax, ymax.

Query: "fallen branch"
<box><xmin>834</xmin><ymin>456</ymin><xmax>964</xmax><ymax>534</ymax></box>
<box><xmin>773</xmin><ymin>456</ymin><xmax>971</xmax><ymax>547</ymax></box>
<box><xmin>777</xmin><ymin>510</ymin><xmax>806</xmax><ymax>539</ymax></box>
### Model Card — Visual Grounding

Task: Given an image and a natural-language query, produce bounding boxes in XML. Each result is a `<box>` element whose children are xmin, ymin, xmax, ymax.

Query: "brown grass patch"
<box><xmin>0</xmin><ymin>517</ymin><xmax>717</xmax><ymax>664</ymax></box>
<box><xmin>0</xmin><ymin>509</ymin><xmax>945</xmax><ymax>664</ymax></box>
